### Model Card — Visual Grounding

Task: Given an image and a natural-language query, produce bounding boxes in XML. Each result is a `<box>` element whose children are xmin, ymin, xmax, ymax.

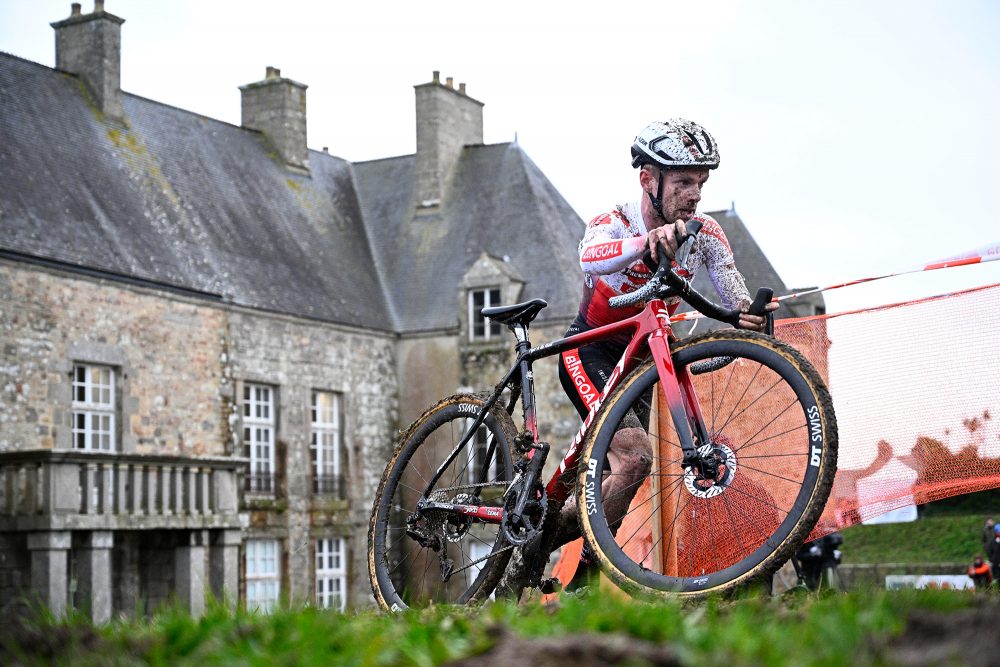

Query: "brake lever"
<box><xmin>643</xmin><ymin>220</ymin><xmax>703</xmax><ymax>273</ymax></box>
<box><xmin>746</xmin><ymin>287</ymin><xmax>774</xmax><ymax>335</ymax></box>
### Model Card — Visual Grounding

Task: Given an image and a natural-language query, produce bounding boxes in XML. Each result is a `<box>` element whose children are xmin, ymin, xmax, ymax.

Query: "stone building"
<box><xmin>0</xmin><ymin>2</ymin><xmax>820</xmax><ymax>620</ymax></box>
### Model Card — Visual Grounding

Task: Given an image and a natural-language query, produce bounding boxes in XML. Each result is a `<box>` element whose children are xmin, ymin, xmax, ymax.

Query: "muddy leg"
<box><xmin>551</xmin><ymin>426</ymin><xmax>653</xmax><ymax>547</ymax></box>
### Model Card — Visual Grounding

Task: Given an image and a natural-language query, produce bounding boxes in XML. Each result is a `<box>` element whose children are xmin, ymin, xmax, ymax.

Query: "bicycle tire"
<box><xmin>576</xmin><ymin>329</ymin><xmax>837</xmax><ymax>598</ymax></box>
<box><xmin>368</xmin><ymin>393</ymin><xmax>517</xmax><ymax>611</ymax></box>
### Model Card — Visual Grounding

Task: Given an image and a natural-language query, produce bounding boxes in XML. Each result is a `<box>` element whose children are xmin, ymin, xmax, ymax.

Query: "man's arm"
<box><xmin>578</xmin><ymin>212</ymin><xmax>648</xmax><ymax>275</ymax></box>
<box><xmin>699</xmin><ymin>218</ymin><xmax>779</xmax><ymax>331</ymax></box>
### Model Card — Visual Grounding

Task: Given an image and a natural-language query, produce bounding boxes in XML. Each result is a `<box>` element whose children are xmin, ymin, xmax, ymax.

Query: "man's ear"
<box><xmin>638</xmin><ymin>165</ymin><xmax>657</xmax><ymax>193</ymax></box>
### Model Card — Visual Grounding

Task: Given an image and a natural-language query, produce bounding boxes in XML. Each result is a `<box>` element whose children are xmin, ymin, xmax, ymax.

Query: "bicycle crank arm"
<box><xmin>507</xmin><ymin>442</ymin><xmax>549</xmax><ymax>524</ymax></box>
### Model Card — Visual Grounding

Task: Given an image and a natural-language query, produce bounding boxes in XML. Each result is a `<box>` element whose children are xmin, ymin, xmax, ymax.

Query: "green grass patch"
<box><xmin>841</xmin><ymin>514</ymin><xmax>986</xmax><ymax>563</ymax></box>
<box><xmin>1</xmin><ymin>589</ymin><xmax>993</xmax><ymax>666</ymax></box>
<box><xmin>918</xmin><ymin>488</ymin><xmax>1000</xmax><ymax>518</ymax></box>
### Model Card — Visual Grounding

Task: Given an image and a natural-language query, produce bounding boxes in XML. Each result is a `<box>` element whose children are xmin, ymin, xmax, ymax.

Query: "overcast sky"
<box><xmin>3</xmin><ymin>0</ymin><xmax>999</xmax><ymax>313</ymax></box>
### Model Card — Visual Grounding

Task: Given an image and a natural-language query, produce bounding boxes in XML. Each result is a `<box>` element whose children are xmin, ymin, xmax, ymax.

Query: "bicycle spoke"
<box><xmin>738</xmin><ymin>451</ymin><xmax>807</xmax><ymax>459</ymax></box>
<box><xmin>717</xmin><ymin>373</ymin><xmax>784</xmax><ymax>438</ymax></box>
<box><xmin>736</xmin><ymin>423</ymin><xmax>807</xmax><ymax>452</ymax></box>
<box><xmin>721</xmin><ymin>480</ymin><xmax>792</xmax><ymax>518</ymax></box>
<box><xmin>616</xmin><ymin>474</ymin><xmax>686</xmax><ymax>553</ymax></box>
<box><xmin>737</xmin><ymin>461</ymin><xmax>806</xmax><ymax>486</ymax></box>
<box><xmin>706</xmin><ymin>492</ymin><xmax>719</xmax><ymax>575</ymax></box>
<box><xmin>730</xmin><ymin>395</ymin><xmax>802</xmax><ymax>453</ymax></box>
<box><xmin>720</xmin><ymin>489</ymin><xmax>749</xmax><ymax>558</ymax></box>
<box><xmin>643</xmin><ymin>490</ymin><xmax>691</xmax><ymax>573</ymax></box>
<box><xmin>711</xmin><ymin>357</ymin><xmax>740</xmax><ymax>436</ymax></box>
<box><xmin>716</xmin><ymin>361</ymin><xmax>765</xmax><ymax>435</ymax></box>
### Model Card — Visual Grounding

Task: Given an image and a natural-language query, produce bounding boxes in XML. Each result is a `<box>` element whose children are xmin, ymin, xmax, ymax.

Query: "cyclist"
<box><xmin>555</xmin><ymin>119</ymin><xmax>779</xmax><ymax>588</ymax></box>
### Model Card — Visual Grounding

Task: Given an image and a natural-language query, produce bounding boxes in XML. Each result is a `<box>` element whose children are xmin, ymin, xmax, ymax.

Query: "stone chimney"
<box><xmin>51</xmin><ymin>1</ymin><xmax>125</xmax><ymax>120</ymax></box>
<box><xmin>414</xmin><ymin>71</ymin><xmax>484</xmax><ymax>208</ymax></box>
<box><xmin>239</xmin><ymin>66</ymin><xmax>309</xmax><ymax>172</ymax></box>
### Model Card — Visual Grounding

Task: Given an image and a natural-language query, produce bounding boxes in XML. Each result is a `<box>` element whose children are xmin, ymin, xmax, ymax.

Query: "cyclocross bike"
<box><xmin>368</xmin><ymin>222</ymin><xmax>838</xmax><ymax>611</ymax></box>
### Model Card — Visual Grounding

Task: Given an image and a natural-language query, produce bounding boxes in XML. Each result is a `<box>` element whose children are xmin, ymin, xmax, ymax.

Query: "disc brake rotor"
<box><xmin>683</xmin><ymin>442</ymin><xmax>737</xmax><ymax>499</ymax></box>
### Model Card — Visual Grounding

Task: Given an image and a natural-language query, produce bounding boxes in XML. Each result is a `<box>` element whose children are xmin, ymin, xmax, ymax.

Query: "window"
<box><xmin>465</xmin><ymin>420</ymin><xmax>498</xmax><ymax>484</ymax></box>
<box><xmin>244</xmin><ymin>384</ymin><xmax>275</xmax><ymax>494</ymax></box>
<box><xmin>245</xmin><ymin>539</ymin><xmax>280</xmax><ymax>613</ymax></box>
<box><xmin>468</xmin><ymin>287</ymin><xmax>502</xmax><ymax>341</ymax></box>
<box><xmin>468</xmin><ymin>542</ymin><xmax>494</xmax><ymax>599</ymax></box>
<box><xmin>310</xmin><ymin>391</ymin><xmax>342</xmax><ymax>497</ymax></box>
<box><xmin>316</xmin><ymin>538</ymin><xmax>347</xmax><ymax>610</ymax></box>
<box><xmin>72</xmin><ymin>363</ymin><xmax>116</xmax><ymax>451</ymax></box>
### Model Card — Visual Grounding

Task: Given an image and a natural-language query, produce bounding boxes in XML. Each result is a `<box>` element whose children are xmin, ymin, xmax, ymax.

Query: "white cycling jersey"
<box><xmin>577</xmin><ymin>201</ymin><xmax>751</xmax><ymax>329</ymax></box>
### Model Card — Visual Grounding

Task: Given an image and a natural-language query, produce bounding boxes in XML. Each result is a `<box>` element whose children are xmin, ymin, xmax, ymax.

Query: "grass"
<box><xmin>1</xmin><ymin>589</ymin><xmax>994</xmax><ymax>666</ymax></box>
<box><xmin>841</xmin><ymin>514</ymin><xmax>986</xmax><ymax>563</ymax></box>
<box><xmin>837</xmin><ymin>489</ymin><xmax>1000</xmax><ymax>564</ymax></box>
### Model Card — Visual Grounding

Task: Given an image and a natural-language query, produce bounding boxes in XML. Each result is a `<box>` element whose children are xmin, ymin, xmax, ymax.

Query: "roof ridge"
<box><xmin>345</xmin><ymin>165</ymin><xmax>401</xmax><ymax>331</ymax></box>
<box><xmin>352</xmin><ymin>152</ymin><xmax>415</xmax><ymax>166</ymax></box>
<box><xmin>0</xmin><ymin>50</ymin><xmax>56</xmax><ymax>70</ymax></box>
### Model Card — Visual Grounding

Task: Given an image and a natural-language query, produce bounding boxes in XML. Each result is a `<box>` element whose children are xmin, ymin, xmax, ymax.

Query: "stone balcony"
<box><xmin>0</xmin><ymin>449</ymin><xmax>246</xmax><ymax>532</ymax></box>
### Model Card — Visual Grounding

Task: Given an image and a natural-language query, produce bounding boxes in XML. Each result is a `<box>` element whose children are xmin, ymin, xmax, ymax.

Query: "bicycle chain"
<box><xmin>444</xmin><ymin>543</ymin><xmax>517</xmax><ymax>579</ymax></box>
<box><xmin>421</xmin><ymin>480</ymin><xmax>517</xmax><ymax>581</ymax></box>
<box><xmin>427</xmin><ymin>480</ymin><xmax>512</xmax><ymax>495</ymax></box>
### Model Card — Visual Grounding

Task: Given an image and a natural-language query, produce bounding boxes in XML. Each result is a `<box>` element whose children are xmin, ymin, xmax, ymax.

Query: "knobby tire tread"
<box><xmin>576</xmin><ymin>329</ymin><xmax>838</xmax><ymax>599</ymax></box>
<box><xmin>368</xmin><ymin>393</ymin><xmax>517</xmax><ymax>611</ymax></box>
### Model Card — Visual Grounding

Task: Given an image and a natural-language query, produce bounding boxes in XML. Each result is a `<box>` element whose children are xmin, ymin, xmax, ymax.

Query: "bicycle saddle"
<box><xmin>481</xmin><ymin>298</ymin><xmax>548</xmax><ymax>327</ymax></box>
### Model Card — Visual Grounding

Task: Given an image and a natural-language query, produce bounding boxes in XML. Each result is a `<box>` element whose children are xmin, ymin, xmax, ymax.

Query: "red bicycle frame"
<box><xmin>419</xmin><ymin>295</ymin><xmax>706</xmax><ymax>523</ymax></box>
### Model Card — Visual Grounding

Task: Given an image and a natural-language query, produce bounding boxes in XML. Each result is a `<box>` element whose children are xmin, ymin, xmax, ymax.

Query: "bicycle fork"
<box><xmin>649</xmin><ymin>330</ymin><xmax>716</xmax><ymax>478</ymax></box>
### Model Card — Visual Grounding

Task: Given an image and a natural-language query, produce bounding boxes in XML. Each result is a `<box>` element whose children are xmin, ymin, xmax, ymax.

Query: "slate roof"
<box><xmin>0</xmin><ymin>52</ymin><xmax>587</xmax><ymax>334</ymax></box>
<box><xmin>0</xmin><ymin>53</ymin><xmax>388</xmax><ymax>329</ymax></box>
<box><xmin>0</xmin><ymin>51</ymin><xmax>807</xmax><ymax>337</ymax></box>
<box><xmin>354</xmin><ymin>143</ymin><xmax>584</xmax><ymax>331</ymax></box>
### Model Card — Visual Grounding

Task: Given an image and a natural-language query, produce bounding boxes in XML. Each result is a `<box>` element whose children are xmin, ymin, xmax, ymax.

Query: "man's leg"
<box><xmin>552</xmin><ymin>426</ymin><xmax>653</xmax><ymax>546</ymax></box>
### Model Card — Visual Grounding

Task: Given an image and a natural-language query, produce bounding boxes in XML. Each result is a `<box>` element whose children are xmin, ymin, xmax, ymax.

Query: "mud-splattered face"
<box><xmin>640</xmin><ymin>166</ymin><xmax>710</xmax><ymax>223</ymax></box>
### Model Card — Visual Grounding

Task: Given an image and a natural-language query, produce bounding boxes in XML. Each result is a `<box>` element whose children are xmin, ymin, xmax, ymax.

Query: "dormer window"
<box><xmin>468</xmin><ymin>287</ymin><xmax>502</xmax><ymax>341</ymax></box>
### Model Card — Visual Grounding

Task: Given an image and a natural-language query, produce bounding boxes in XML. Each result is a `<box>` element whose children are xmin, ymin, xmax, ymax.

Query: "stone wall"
<box><xmin>227</xmin><ymin>309</ymin><xmax>397</xmax><ymax>607</ymax></box>
<box><xmin>0</xmin><ymin>260</ymin><xmax>398</xmax><ymax>611</ymax></box>
<box><xmin>0</xmin><ymin>262</ymin><xmax>228</xmax><ymax>455</ymax></box>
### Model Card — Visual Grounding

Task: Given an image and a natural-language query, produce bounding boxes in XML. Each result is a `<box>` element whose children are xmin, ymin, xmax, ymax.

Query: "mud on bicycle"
<box><xmin>368</xmin><ymin>222</ymin><xmax>838</xmax><ymax>610</ymax></box>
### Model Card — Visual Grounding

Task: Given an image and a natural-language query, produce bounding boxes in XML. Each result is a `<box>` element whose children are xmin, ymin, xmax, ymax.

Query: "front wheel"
<box><xmin>577</xmin><ymin>329</ymin><xmax>837</xmax><ymax>598</ymax></box>
<box><xmin>368</xmin><ymin>393</ymin><xmax>517</xmax><ymax>611</ymax></box>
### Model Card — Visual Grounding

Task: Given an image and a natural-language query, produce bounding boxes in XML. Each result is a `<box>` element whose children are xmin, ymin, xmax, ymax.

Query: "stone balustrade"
<box><xmin>0</xmin><ymin>450</ymin><xmax>246</xmax><ymax>531</ymax></box>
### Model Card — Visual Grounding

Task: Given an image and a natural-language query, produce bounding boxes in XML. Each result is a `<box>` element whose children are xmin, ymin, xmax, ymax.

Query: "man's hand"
<box><xmin>738</xmin><ymin>301</ymin><xmax>779</xmax><ymax>331</ymax></box>
<box><xmin>647</xmin><ymin>220</ymin><xmax>688</xmax><ymax>263</ymax></box>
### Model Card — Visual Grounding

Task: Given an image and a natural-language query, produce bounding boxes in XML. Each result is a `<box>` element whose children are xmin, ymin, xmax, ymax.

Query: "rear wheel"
<box><xmin>577</xmin><ymin>330</ymin><xmax>837</xmax><ymax>598</ymax></box>
<box><xmin>368</xmin><ymin>394</ymin><xmax>517</xmax><ymax>611</ymax></box>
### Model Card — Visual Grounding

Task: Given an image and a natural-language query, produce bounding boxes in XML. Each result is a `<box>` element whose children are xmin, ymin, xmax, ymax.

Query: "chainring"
<box><xmin>501</xmin><ymin>481</ymin><xmax>547</xmax><ymax>546</ymax></box>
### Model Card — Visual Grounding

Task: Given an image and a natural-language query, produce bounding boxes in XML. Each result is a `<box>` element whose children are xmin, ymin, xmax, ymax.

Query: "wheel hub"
<box><xmin>683</xmin><ymin>442</ymin><xmax>737</xmax><ymax>498</ymax></box>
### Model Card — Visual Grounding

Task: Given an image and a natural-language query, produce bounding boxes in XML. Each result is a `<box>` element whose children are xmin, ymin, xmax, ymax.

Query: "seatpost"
<box><xmin>510</xmin><ymin>323</ymin><xmax>538</xmax><ymax>441</ymax></box>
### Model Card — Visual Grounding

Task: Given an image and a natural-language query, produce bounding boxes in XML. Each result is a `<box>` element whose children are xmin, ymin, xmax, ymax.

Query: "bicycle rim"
<box><xmin>368</xmin><ymin>395</ymin><xmax>516</xmax><ymax>610</ymax></box>
<box><xmin>578</xmin><ymin>330</ymin><xmax>837</xmax><ymax>597</ymax></box>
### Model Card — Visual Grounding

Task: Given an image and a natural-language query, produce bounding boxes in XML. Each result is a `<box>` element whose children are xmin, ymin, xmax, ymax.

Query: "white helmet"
<box><xmin>630</xmin><ymin>119</ymin><xmax>720</xmax><ymax>170</ymax></box>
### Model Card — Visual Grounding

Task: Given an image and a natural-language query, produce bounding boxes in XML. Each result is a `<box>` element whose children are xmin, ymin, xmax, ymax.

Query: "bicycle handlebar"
<box><xmin>606</xmin><ymin>221</ymin><xmax>773</xmax><ymax>328</ymax></box>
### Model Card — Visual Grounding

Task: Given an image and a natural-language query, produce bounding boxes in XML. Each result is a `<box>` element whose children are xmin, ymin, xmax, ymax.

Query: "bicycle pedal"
<box><xmin>539</xmin><ymin>577</ymin><xmax>562</xmax><ymax>595</ymax></box>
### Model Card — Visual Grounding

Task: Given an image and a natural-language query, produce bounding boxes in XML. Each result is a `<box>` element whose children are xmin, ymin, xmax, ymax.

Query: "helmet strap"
<box><xmin>647</xmin><ymin>170</ymin><xmax>667</xmax><ymax>221</ymax></box>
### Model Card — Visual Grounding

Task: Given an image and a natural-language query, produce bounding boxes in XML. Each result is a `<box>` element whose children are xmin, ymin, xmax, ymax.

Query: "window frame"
<box><xmin>71</xmin><ymin>363</ymin><xmax>117</xmax><ymax>451</ymax></box>
<box><xmin>310</xmin><ymin>390</ymin><xmax>342</xmax><ymax>497</ymax></box>
<box><xmin>315</xmin><ymin>537</ymin><xmax>347</xmax><ymax>611</ymax></box>
<box><xmin>467</xmin><ymin>287</ymin><xmax>502</xmax><ymax>342</ymax></box>
<box><xmin>245</xmin><ymin>538</ymin><xmax>281</xmax><ymax>613</ymax></box>
<box><xmin>243</xmin><ymin>383</ymin><xmax>276</xmax><ymax>494</ymax></box>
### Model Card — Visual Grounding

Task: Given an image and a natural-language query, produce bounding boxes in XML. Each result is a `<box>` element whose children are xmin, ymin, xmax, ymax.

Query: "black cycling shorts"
<box><xmin>557</xmin><ymin>315</ymin><xmax>653</xmax><ymax>430</ymax></box>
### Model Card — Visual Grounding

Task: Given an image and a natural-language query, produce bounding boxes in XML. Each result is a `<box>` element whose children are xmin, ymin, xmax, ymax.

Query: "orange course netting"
<box><xmin>549</xmin><ymin>282</ymin><xmax>1000</xmax><ymax>591</ymax></box>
